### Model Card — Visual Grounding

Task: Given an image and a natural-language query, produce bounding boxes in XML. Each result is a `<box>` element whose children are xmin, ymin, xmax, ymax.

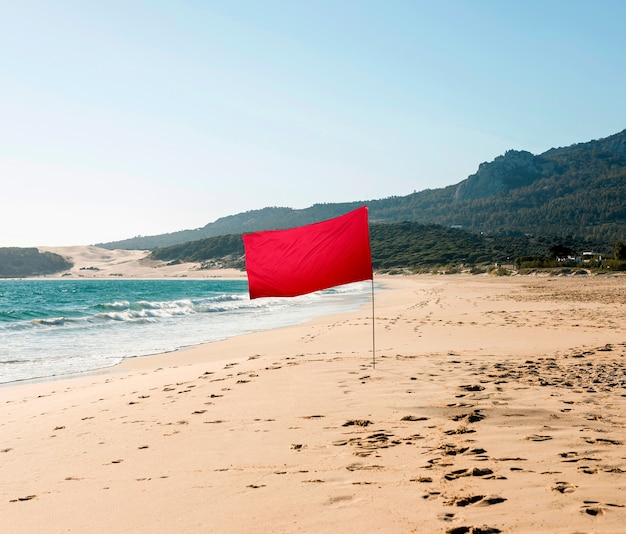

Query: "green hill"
<box><xmin>0</xmin><ymin>248</ymin><xmax>73</xmax><ymax>278</ymax></box>
<box><xmin>149</xmin><ymin>222</ymin><xmax>611</xmax><ymax>273</ymax></box>
<box><xmin>99</xmin><ymin>128</ymin><xmax>626</xmax><ymax>251</ymax></box>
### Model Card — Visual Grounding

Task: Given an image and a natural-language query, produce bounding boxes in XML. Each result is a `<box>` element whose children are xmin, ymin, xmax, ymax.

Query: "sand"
<box><xmin>38</xmin><ymin>245</ymin><xmax>246</xmax><ymax>279</ymax></box>
<box><xmin>1</xmin><ymin>273</ymin><xmax>626</xmax><ymax>533</ymax></box>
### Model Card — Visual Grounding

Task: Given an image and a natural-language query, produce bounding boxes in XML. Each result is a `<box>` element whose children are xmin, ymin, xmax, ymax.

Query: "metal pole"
<box><xmin>371</xmin><ymin>278</ymin><xmax>376</xmax><ymax>369</ymax></box>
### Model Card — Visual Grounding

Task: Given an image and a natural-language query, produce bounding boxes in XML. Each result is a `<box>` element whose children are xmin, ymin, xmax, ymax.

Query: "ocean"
<box><xmin>0</xmin><ymin>279</ymin><xmax>372</xmax><ymax>385</ymax></box>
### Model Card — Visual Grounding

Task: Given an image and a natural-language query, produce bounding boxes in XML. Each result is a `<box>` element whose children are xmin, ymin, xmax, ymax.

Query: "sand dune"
<box><xmin>1</xmin><ymin>274</ymin><xmax>625</xmax><ymax>532</ymax></box>
<box><xmin>38</xmin><ymin>245</ymin><xmax>245</xmax><ymax>279</ymax></box>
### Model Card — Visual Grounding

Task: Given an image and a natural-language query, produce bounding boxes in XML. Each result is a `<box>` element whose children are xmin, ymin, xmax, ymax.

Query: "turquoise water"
<box><xmin>0</xmin><ymin>279</ymin><xmax>370</xmax><ymax>384</ymax></box>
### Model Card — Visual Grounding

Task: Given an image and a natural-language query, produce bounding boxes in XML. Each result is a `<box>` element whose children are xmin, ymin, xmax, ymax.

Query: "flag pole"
<box><xmin>371</xmin><ymin>277</ymin><xmax>376</xmax><ymax>369</ymax></box>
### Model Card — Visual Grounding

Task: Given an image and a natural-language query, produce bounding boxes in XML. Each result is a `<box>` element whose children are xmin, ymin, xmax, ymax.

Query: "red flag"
<box><xmin>243</xmin><ymin>206</ymin><xmax>372</xmax><ymax>299</ymax></box>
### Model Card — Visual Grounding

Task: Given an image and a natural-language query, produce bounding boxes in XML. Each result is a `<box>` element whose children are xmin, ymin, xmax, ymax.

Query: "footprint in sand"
<box><xmin>459</xmin><ymin>384</ymin><xmax>485</xmax><ymax>392</ymax></box>
<box><xmin>444</xmin><ymin>467</ymin><xmax>495</xmax><ymax>480</ymax></box>
<box><xmin>346</xmin><ymin>463</ymin><xmax>384</xmax><ymax>471</ymax></box>
<box><xmin>525</xmin><ymin>434</ymin><xmax>553</xmax><ymax>441</ymax></box>
<box><xmin>584</xmin><ymin>507</ymin><xmax>604</xmax><ymax>516</ymax></box>
<box><xmin>447</xmin><ymin>527</ymin><xmax>502</xmax><ymax>534</ymax></box>
<box><xmin>446</xmin><ymin>495</ymin><xmax>483</xmax><ymax>506</ymax></box>
<box><xmin>445</xmin><ymin>469</ymin><xmax>471</xmax><ymax>481</ymax></box>
<box><xmin>342</xmin><ymin>419</ymin><xmax>373</xmax><ymax>427</ymax></box>
<box><xmin>578</xmin><ymin>465</ymin><xmax>598</xmax><ymax>474</ymax></box>
<box><xmin>582</xmin><ymin>501</ymin><xmax>625</xmax><ymax>515</ymax></box>
<box><xmin>444</xmin><ymin>426</ymin><xmax>476</xmax><ymax>435</ymax></box>
<box><xmin>583</xmin><ymin>437</ymin><xmax>622</xmax><ymax>445</ymax></box>
<box><xmin>477</xmin><ymin>496</ymin><xmax>507</xmax><ymax>506</ymax></box>
<box><xmin>401</xmin><ymin>415</ymin><xmax>429</xmax><ymax>421</ymax></box>
<box><xmin>446</xmin><ymin>495</ymin><xmax>506</xmax><ymax>507</ymax></box>
<box><xmin>451</xmin><ymin>410</ymin><xmax>485</xmax><ymax>423</ymax></box>
<box><xmin>10</xmin><ymin>495</ymin><xmax>37</xmax><ymax>503</ymax></box>
<box><xmin>439</xmin><ymin>444</ymin><xmax>469</xmax><ymax>456</ymax></box>
<box><xmin>326</xmin><ymin>495</ymin><xmax>353</xmax><ymax>505</ymax></box>
<box><xmin>551</xmin><ymin>481</ymin><xmax>576</xmax><ymax>494</ymax></box>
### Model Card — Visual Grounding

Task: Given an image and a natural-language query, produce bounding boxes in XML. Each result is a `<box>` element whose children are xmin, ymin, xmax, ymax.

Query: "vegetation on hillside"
<box><xmin>149</xmin><ymin>222</ymin><xmax>614</xmax><ymax>273</ymax></box>
<box><xmin>404</xmin><ymin>151</ymin><xmax>626</xmax><ymax>243</ymax></box>
<box><xmin>150</xmin><ymin>234</ymin><xmax>244</xmax><ymax>264</ymax></box>
<box><xmin>0</xmin><ymin>248</ymin><xmax>73</xmax><ymax>278</ymax></box>
<box><xmin>98</xmin><ymin>129</ymin><xmax>626</xmax><ymax>252</ymax></box>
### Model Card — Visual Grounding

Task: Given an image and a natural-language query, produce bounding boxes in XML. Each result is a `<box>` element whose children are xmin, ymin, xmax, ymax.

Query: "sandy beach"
<box><xmin>2</xmin><ymin>272</ymin><xmax>626</xmax><ymax>533</ymax></box>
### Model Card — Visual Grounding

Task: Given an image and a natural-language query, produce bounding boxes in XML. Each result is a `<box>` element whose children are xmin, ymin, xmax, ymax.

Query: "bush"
<box><xmin>605</xmin><ymin>259</ymin><xmax>626</xmax><ymax>271</ymax></box>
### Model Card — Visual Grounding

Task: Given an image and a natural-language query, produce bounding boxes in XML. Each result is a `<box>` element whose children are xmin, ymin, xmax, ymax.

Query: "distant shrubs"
<box><xmin>517</xmin><ymin>257</ymin><xmax>560</xmax><ymax>269</ymax></box>
<box><xmin>615</xmin><ymin>241</ymin><xmax>626</xmax><ymax>261</ymax></box>
<box><xmin>605</xmin><ymin>259</ymin><xmax>626</xmax><ymax>271</ymax></box>
<box><xmin>492</xmin><ymin>266</ymin><xmax>512</xmax><ymax>276</ymax></box>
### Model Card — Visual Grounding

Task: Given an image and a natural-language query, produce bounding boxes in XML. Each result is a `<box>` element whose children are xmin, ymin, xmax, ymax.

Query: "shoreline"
<box><xmin>0</xmin><ymin>277</ymin><xmax>375</xmax><ymax>388</ymax></box>
<box><xmin>2</xmin><ymin>274</ymin><xmax>626</xmax><ymax>532</ymax></box>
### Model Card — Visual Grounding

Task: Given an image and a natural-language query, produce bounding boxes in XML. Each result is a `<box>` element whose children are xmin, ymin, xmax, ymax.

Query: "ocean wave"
<box><xmin>0</xmin><ymin>278</ymin><xmax>372</xmax><ymax>384</ymax></box>
<box><xmin>98</xmin><ymin>301</ymin><xmax>131</xmax><ymax>311</ymax></box>
<box><xmin>0</xmin><ymin>309</ymin><xmax>51</xmax><ymax>322</ymax></box>
<box><xmin>319</xmin><ymin>281</ymin><xmax>373</xmax><ymax>295</ymax></box>
<box><xmin>3</xmin><ymin>297</ymin><xmax>254</xmax><ymax>330</ymax></box>
<box><xmin>32</xmin><ymin>317</ymin><xmax>69</xmax><ymax>326</ymax></box>
<box><xmin>96</xmin><ymin>311</ymin><xmax>147</xmax><ymax>322</ymax></box>
<box><xmin>1</xmin><ymin>285</ymin><xmax>371</xmax><ymax>333</ymax></box>
<box><xmin>92</xmin><ymin>294</ymin><xmax>255</xmax><ymax>323</ymax></box>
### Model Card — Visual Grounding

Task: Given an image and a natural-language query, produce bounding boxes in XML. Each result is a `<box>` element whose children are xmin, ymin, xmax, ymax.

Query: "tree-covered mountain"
<box><xmin>0</xmin><ymin>248</ymin><xmax>73</xmax><ymax>278</ymax></box>
<box><xmin>150</xmin><ymin>223</ymin><xmax>612</xmax><ymax>273</ymax></box>
<box><xmin>98</xmin><ymin>129</ymin><xmax>626</xmax><ymax>251</ymax></box>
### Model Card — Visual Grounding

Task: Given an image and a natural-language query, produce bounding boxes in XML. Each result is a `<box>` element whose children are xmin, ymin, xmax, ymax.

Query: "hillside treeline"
<box><xmin>382</xmin><ymin>151</ymin><xmax>626</xmax><ymax>244</ymax></box>
<box><xmin>0</xmin><ymin>248</ymin><xmax>73</xmax><ymax>278</ymax></box>
<box><xmin>99</xmin><ymin>129</ymin><xmax>626</xmax><ymax>251</ymax></box>
<box><xmin>150</xmin><ymin>222</ymin><xmax>612</xmax><ymax>272</ymax></box>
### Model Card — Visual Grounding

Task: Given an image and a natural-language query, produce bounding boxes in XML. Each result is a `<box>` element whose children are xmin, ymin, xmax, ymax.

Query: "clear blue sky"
<box><xmin>2</xmin><ymin>0</ymin><xmax>625</xmax><ymax>246</ymax></box>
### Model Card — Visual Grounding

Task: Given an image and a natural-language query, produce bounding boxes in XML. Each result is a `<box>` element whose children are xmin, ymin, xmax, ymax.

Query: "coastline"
<box><xmin>2</xmin><ymin>273</ymin><xmax>626</xmax><ymax>532</ymax></box>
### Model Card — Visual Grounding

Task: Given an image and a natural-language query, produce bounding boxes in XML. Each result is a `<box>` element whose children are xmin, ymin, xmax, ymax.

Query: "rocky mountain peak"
<box><xmin>453</xmin><ymin>149</ymin><xmax>542</xmax><ymax>202</ymax></box>
<box><xmin>591</xmin><ymin>129</ymin><xmax>626</xmax><ymax>154</ymax></box>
